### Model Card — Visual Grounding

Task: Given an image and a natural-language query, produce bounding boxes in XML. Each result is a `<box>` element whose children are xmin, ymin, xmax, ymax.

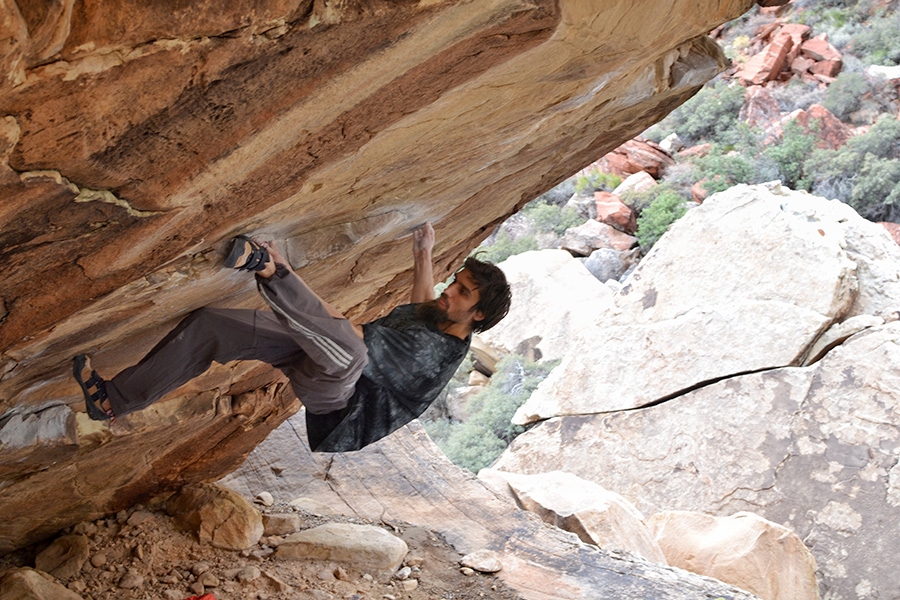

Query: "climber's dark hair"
<box><xmin>462</xmin><ymin>254</ymin><xmax>511</xmax><ymax>333</ymax></box>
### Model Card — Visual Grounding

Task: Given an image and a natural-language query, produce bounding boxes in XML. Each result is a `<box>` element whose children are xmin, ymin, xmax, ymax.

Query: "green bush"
<box><xmin>476</xmin><ymin>198</ymin><xmax>583</xmax><ymax>263</ymax></box>
<box><xmin>764</xmin><ymin>119</ymin><xmax>817</xmax><ymax>190</ymax></box>
<box><xmin>823</xmin><ymin>72</ymin><xmax>870</xmax><ymax>120</ymax></box>
<box><xmin>806</xmin><ymin>114</ymin><xmax>900</xmax><ymax>217</ymax></box>
<box><xmin>524</xmin><ymin>199</ymin><xmax>584</xmax><ymax>235</ymax></box>
<box><xmin>635</xmin><ymin>188</ymin><xmax>689</xmax><ymax>249</ymax></box>
<box><xmin>850</xmin><ymin>154</ymin><xmax>900</xmax><ymax>221</ymax></box>
<box><xmin>574</xmin><ymin>169</ymin><xmax>622</xmax><ymax>194</ymax></box>
<box><xmin>477</xmin><ymin>229</ymin><xmax>539</xmax><ymax>264</ymax></box>
<box><xmin>644</xmin><ymin>79</ymin><xmax>748</xmax><ymax>146</ymax></box>
<box><xmin>692</xmin><ymin>147</ymin><xmax>759</xmax><ymax>193</ymax></box>
<box><xmin>426</xmin><ymin>355</ymin><xmax>557</xmax><ymax>473</ymax></box>
<box><xmin>850</xmin><ymin>9</ymin><xmax>900</xmax><ymax>65</ymax></box>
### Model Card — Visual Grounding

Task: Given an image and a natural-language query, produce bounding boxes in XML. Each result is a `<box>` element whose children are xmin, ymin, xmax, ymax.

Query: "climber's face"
<box><xmin>437</xmin><ymin>268</ymin><xmax>485</xmax><ymax>327</ymax></box>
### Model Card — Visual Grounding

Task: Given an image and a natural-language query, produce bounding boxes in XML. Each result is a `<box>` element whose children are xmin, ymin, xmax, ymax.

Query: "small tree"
<box><xmin>635</xmin><ymin>188</ymin><xmax>689</xmax><ymax>250</ymax></box>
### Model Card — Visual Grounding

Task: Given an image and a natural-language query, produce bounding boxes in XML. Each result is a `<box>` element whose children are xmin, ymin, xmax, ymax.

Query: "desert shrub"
<box><xmin>850</xmin><ymin>154</ymin><xmax>900</xmax><ymax>221</ymax></box>
<box><xmin>477</xmin><ymin>229</ymin><xmax>539</xmax><ymax>264</ymax></box>
<box><xmin>849</xmin><ymin>9</ymin><xmax>900</xmax><ymax>65</ymax></box>
<box><xmin>536</xmin><ymin>178</ymin><xmax>577</xmax><ymax>206</ymax></box>
<box><xmin>428</xmin><ymin>355</ymin><xmax>558</xmax><ymax>472</ymax></box>
<box><xmin>645</xmin><ymin>79</ymin><xmax>747</xmax><ymax>146</ymax></box>
<box><xmin>476</xmin><ymin>198</ymin><xmax>583</xmax><ymax>263</ymax></box>
<box><xmin>823</xmin><ymin>72</ymin><xmax>871</xmax><ymax>120</ymax></box>
<box><xmin>806</xmin><ymin>115</ymin><xmax>900</xmax><ymax>217</ymax></box>
<box><xmin>574</xmin><ymin>168</ymin><xmax>622</xmax><ymax>194</ymax></box>
<box><xmin>525</xmin><ymin>199</ymin><xmax>583</xmax><ymax>235</ymax></box>
<box><xmin>764</xmin><ymin>119</ymin><xmax>817</xmax><ymax>190</ymax></box>
<box><xmin>770</xmin><ymin>78</ymin><xmax>827</xmax><ymax>112</ymax></box>
<box><xmin>635</xmin><ymin>187</ymin><xmax>689</xmax><ymax>250</ymax></box>
<box><xmin>692</xmin><ymin>147</ymin><xmax>759</xmax><ymax>194</ymax></box>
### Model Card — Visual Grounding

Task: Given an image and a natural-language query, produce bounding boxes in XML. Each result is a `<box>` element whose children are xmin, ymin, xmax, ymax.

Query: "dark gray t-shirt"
<box><xmin>306</xmin><ymin>303</ymin><xmax>469</xmax><ymax>452</ymax></box>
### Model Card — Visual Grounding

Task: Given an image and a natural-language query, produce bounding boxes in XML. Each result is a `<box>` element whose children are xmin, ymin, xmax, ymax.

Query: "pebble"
<box><xmin>334</xmin><ymin>566</ymin><xmax>349</xmax><ymax>581</ymax></box>
<box><xmin>460</xmin><ymin>567</ymin><xmax>475</xmax><ymax>576</ymax></box>
<box><xmin>198</xmin><ymin>571</ymin><xmax>220</xmax><ymax>587</ymax></box>
<box><xmin>127</xmin><ymin>511</ymin><xmax>154</xmax><ymax>526</ymax></box>
<box><xmin>400</xmin><ymin>579</ymin><xmax>418</xmax><ymax>591</ymax></box>
<box><xmin>460</xmin><ymin>549</ymin><xmax>503</xmax><ymax>573</ymax></box>
<box><xmin>362</xmin><ymin>573</ymin><xmax>374</xmax><ymax>582</ymax></box>
<box><xmin>255</xmin><ymin>491</ymin><xmax>275</xmax><ymax>506</ymax></box>
<box><xmin>190</xmin><ymin>580</ymin><xmax>205</xmax><ymax>595</ymax></box>
<box><xmin>163</xmin><ymin>590</ymin><xmax>182</xmax><ymax>600</ymax></box>
<box><xmin>191</xmin><ymin>562</ymin><xmax>211</xmax><ymax>576</ymax></box>
<box><xmin>91</xmin><ymin>552</ymin><xmax>108</xmax><ymax>567</ymax></box>
<box><xmin>118</xmin><ymin>570</ymin><xmax>144</xmax><ymax>589</ymax></box>
<box><xmin>383</xmin><ymin>595</ymin><xmax>397</xmax><ymax>600</ymax></box>
<box><xmin>405</xmin><ymin>555</ymin><xmax>424</xmax><ymax>568</ymax></box>
<box><xmin>160</xmin><ymin>574</ymin><xmax>179</xmax><ymax>584</ymax></box>
<box><xmin>394</xmin><ymin>566</ymin><xmax>412</xmax><ymax>580</ymax></box>
<box><xmin>237</xmin><ymin>566</ymin><xmax>261</xmax><ymax>582</ymax></box>
<box><xmin>317</xmin><ymin>568</ymin><xmax>336</xmax><ymax>582</ymax></box>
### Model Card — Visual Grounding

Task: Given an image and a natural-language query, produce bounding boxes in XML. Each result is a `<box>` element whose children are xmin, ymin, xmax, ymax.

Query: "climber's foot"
<box><xmin>73</xmin><ymin>354</ymin><xmax>115</xmax><ymax>421</ymax></box>
<box><xmin>224</xmin><ymin>235</ymin><xmax>271</xmax><ymax>272</ymax></box>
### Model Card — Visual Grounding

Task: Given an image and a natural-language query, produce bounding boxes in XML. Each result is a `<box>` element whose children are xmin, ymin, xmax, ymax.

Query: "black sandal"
<box><xmin>73</xmin><ymin>354</ymin><xmax>114</xmax><ymax>421</ymax></box>
<box><xmin>224</xmin><ymin>235</ymin><xmax>271</xmax><ymax>271</ymax></box>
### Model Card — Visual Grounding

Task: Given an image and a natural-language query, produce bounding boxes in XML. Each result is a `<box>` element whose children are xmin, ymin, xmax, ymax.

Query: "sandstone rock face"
<box><xmin>222</xmin><ymin>416</ymin><xmax>761</xmax><ymax>600</ymax></box>
<box><xmin>649</xmin><ymin>511</ymin><xmax>819</xmax><ymax>600</ymax></box>
<box><xmin>479</xmin><ymin>469</ymin><xmax>666</xmax><ymax>564</ymax></box>
<box><xmin>1</xmin><ymin>0</ymin><xmax>758</xmax><ymax>553</ymax></box>
<box><xmin>167</xmin><ymin>483</ymin><xmax>264</xmax><ymax>551</ymax></box>
<box><xmin>477</xmin><ymin>250</ymin><xmax>614</xmax><ymax>363</ymax></box>
<box><xmin>511</xmin><ymin>184</ymin><xmax>881</xmax><ymax>424</ymax></box>
<box><xmin>277</xmin><ymin>523</ymin><xmax>408</xmax><ymax>573</ymax></box>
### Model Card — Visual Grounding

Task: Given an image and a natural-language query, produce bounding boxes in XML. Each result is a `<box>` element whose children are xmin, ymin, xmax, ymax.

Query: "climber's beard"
<box><xmin>415</xmin><ymin>300</ymin><xmax>449</xmax><ymax>328</ymax></box>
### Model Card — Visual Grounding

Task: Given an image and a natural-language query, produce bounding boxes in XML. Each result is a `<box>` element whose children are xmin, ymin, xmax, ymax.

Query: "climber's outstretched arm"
<box><xmin>411</xmin><ymin>222</ymin><xmax>436</xmax><ymax>303</ymax></box>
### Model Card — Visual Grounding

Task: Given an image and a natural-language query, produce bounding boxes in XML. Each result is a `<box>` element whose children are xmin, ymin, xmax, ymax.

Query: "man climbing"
<box><xmin>73</xmin><ymin>223</ymin><xmax>511</xmax><ymax>452</ymax></box>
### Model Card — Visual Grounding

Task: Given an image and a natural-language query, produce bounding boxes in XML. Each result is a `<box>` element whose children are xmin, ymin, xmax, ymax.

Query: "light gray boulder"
<box><xmin>479</xmin><ymin>469</ymin><xmax>666</xmax><ymax>564</ymax></box>
<box><xmin>478</xmin><ymin>250</ymin><xmax>614</xmax><ymax>363</ymax></box>
<box><xmin>513</xmin><ymin>183</ymin><xmax>899</xmax><ymax>424</ymax></box>
<box><xmin>276</xmin><ymin>522</ymin><xmax>408</xmax><ymax>573</ymax></box>
<box><xmin>495</xmin><ymin>321</ymin><xmax>900</xmax><ymax>600</ymax></box>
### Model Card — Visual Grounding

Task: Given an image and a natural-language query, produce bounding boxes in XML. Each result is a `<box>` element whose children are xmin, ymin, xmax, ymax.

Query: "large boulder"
<box><xmin>166</xmin><ymin>482</ymin><xmax>264</xmax><ymax>551</ymax></box>
<box><xmin>649</xmin><ymin>511</ymin><xmax>818</xmax><ymax>600</ymax></box>
<box><xmin>479</xmin><ymin>469</ymin><xmax>666</xmax><ymax>564</ymax></box>
<box><xmin>277</xmin><ymin>523</ymin><xmax>409</xmax><ymax>573</ymax></box>
<box><xmin>511</xmin><ymin>183</ymin><xmax>899</xmax><ymax>424</ymax></box>
<box><xmin>496</xmin><ymin>321</ymin><xmax>900</xmax><ymax>599</ymax></box>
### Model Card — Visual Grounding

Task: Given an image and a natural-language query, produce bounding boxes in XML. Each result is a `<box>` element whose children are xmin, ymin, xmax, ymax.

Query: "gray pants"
<box><xmin>106</xmin><ymin>267</ymin><xmax>368</xmax><ymax>417</ymax></box>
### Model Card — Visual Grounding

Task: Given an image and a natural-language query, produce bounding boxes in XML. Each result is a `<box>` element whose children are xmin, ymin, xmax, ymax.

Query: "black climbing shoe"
<box><xmin>224</xmin><ymin>235</ymin><xmax>271</xmax><ymax>272</ymax></box>
<box><xmin>73</xmin><ymin>354</ymin><xmax>114</xmax><ymax>421</ymax></box>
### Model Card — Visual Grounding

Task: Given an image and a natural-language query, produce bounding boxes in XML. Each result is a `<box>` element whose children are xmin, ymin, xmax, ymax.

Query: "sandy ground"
<box><xmin>0</xmin><ymin>500</ymin><xmax>523</xmax><ymax>600</ymax></box>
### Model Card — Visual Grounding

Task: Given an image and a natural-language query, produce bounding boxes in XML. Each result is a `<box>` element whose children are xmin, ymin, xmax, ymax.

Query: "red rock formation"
<box><xmin>738</xmin><ymin>30</ymin><xmax>793</xmax><ymax>85</ymax></box>
<box><xmin>880</xmin><ymin>222</ymin><xmax>900</xmax><ymax>245</ymax></box>
<box><xmin>790</xmin><ymin>104</ymin><xmax>853</xmax><ymax>150</ymax></box>
<box><xmin>594</xmin><ymin>191</ymin><xmax>637</xmax><ymax>234</ymax></box>
<box><xmin>593</xmin><ymin>138</ymin><xmax>675</xmax><ymax>180</ymax></box>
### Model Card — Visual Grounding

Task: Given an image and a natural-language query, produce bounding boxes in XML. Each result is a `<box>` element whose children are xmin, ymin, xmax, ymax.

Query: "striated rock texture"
<box><xmin>1</xmin><ymin>0</ymin><xmax>768</xmax><ymax>554</ymax></box>
<box><xmin>222</xmin><ymin>417</ymin><xmax>760</xmax><ymax>600</ymax></box>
